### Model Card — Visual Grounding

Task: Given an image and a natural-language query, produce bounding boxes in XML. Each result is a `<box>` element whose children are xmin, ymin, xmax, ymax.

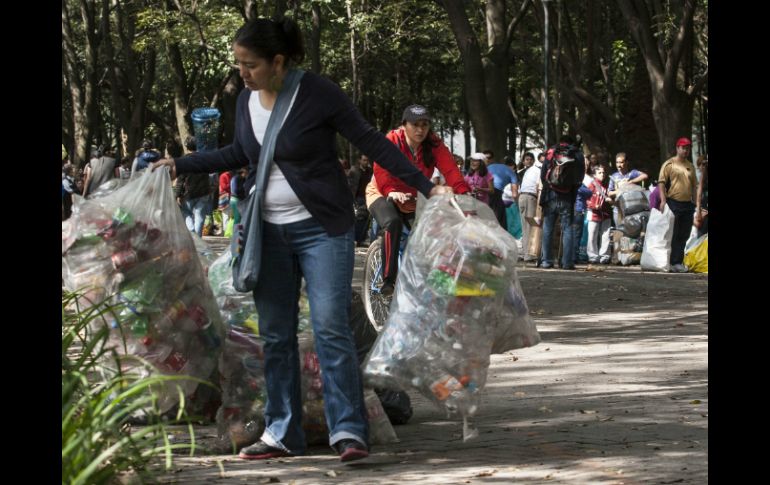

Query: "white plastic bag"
<box><xmin>640</xmin><ymin>205</ymin><xmax>675</xmax><ymax>272</ymax></box>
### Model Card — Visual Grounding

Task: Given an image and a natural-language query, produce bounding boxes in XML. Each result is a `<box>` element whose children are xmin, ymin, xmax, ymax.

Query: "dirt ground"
<box><xmin>149</xmin><ymin>242</ymin><xmax>708</xmax><ymax>484</ymax></box>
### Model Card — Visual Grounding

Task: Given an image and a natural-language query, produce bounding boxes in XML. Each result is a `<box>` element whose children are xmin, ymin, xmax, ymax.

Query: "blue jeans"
<box><xmin>541</xmin><ymin>198</ymin><xmax>575</xmax><ymax>268</ymax></box>
<box><xmin>572</xmin><ymin>210</ymin><xmax>587</xmax><ymax>263</ymax></box>
<box><xmin>181</xmin><ymin>195</ymin><xmax>211</xmax><ymax>236</ymax></box>
<box><xmin>253</xmin><ymin>218</ymin><xmax>367</xmax><ymax>454</ymax></box>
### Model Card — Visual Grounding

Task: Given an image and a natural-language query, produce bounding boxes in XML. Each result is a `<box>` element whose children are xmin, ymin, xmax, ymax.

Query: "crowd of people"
<box><xmin>62</xmin><ymin>13</ymin><xmax>708</xmax><ymax>466</ymax></box>
<box><xmin>341</xmin><ymin>132</ymin><xmax>707</xmax><ymax>276</ymax></box>
<box><xmin>62</xmin><ymin>138</ymin><xmax>249</xmax><ymax>240</ymax></box>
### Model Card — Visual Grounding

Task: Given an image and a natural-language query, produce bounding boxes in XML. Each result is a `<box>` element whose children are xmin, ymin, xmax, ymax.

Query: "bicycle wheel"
<box><xmin>361</xmin><ymin>237</ymin><xmax>391</xmax><ymax>331</ymax></box>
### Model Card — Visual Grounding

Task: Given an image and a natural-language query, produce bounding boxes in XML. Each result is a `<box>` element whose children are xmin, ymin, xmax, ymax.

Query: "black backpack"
<box><xmin>544</xmin><ymin>144</ymin><xmax>579</xmax><ymax>193</ymax></box>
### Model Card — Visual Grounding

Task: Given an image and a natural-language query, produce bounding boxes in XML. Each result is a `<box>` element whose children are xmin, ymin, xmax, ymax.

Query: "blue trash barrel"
<box><xmin>191</xmin><ymin>107</ymin><xmax>221</xmax><ymax>152</ymax></box>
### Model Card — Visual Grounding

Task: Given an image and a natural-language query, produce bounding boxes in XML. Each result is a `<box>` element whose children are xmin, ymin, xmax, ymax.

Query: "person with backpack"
<box><xmin>538</xmin><ymin>135</ymin><xmax>585</xmax><ymax>270</ymax></box>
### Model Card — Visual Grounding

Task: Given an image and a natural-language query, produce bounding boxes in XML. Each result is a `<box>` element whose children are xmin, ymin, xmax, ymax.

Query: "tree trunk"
<box><xmin>62</xmin><ymin>0</ymin><xmax>101</xmax><ymax>166</ymax></box>
<box><xmin>616</xmin><ymin>0</ymin><xmax>704</xmax><ymax>164</ymax></box>
<box><xmin>462</xmin><ymin>103</ymin><xmax>471</xmax><ymax>159</ymax></box>
<box><xmin>166</xmin><ymin>40</ymin><xmax>192</xmax><ymax>149</ymax></box>
<box><xmin>346</xmin><ymin>2</ymin><xmax>359</xmax><ymax>163</ymax></box>
<box><xmin>309</xmin><ymin>2</ymin><xmax>322</xmax><ymax>74</ymax></box>
<box><xmin>618</xmin><ymin>53</ymin><xmax>658</xmax><ymax>177</ymax></box>
<box><xmin>440</xmin><ymin>0</ymin><xmax>503</xmax><ymax>157</ymax></box>
<box><xmin>482</xmin><ymin>0</ymin><xmax>512</xmax><ymax>157</ymax></box>
<box><xmin>221</xmin><ymin>71</ymin><xmax>242</xmax><ymax>146</ymax></box>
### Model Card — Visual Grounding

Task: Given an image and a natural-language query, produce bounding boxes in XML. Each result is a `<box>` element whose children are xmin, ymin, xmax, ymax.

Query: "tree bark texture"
<box><xmin>616</xmin><ymin>0</ymin><xmax>703</xmax><ymax>163</ymax></box>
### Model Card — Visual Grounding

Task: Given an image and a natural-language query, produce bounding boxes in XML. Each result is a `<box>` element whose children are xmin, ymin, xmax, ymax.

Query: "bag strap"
<box><xmin>252</xmin><ymin>69</ymin><xmax>305</xmax><ymax>201</ymax></box>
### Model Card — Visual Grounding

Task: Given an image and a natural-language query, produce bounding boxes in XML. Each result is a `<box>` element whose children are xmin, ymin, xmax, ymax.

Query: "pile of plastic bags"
<box><xmin>363</xmin><ymin>194</ymin><xmax>539</xmax><ymax>440</ymax></box>
<box><xmin>62</xmin><ymin>169</ymin><xmax>225</xmax><ymax>413</ymax></box>
<box><xmin>613</xmin><ymin>184</ymin><xmax>651</xmax><ymax>265</ymax></box>
<box><xmin>208</xmin><ymin>249</ymin><xmax>397</xmax><ymax>450</ymax></box>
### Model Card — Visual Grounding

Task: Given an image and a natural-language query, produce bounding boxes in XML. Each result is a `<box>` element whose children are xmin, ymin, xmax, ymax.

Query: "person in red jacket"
<box><xmin>367</xmin><ymin>105</ymin><xmax>470</xmax><ymax>295</ymax></box>
<box><xmin>218</xmin><ymin>170</ymin><xmax>233</xmax><ymax>236</ymax></box>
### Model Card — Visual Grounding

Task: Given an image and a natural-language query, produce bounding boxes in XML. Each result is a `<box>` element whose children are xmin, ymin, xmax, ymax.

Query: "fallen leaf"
<box><xmin>513</xmin><ymin>391</ymin><xmax>526</xmax><ymax>397</ymax></box>
<box><xmin>538</xmin><ymin>406</ymin><xmax>552</xmax><ymax>413</ymax></box>
<box><xmin>690</xmin><ymin>399</ymin><xmax>701</xmax><ymax>404</ymax></box>
<box><xmin>474</xmin><ymin>470</ymin><xmax>498</xmax><ymax>477</ymax></box>
<box><xmin>325</xmin><ymin>471</ymin><xmax>337</xmax><ymax>478</ymax></box>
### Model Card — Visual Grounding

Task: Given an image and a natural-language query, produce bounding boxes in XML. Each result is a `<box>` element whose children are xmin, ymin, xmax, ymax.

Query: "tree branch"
<box><xmin>664</xmin><ymin>0</ymin><xmax>696</xmax><ymax>90</ymax></box>
<box><xmin>687</xmin><ymin>67</ymin><xmax>707</xmax><ymax>96</ymax></box>
<box><xmin>210</xmin><ymin>68</ymin><xmax>239</xmax><ymax>108</ymax></box>
<box><xmin>617</xmin><ymin>0</ymin><xmax>664</xmax><ymax>80</ymax></box>
<box><xmin>504</xmin><ymin>0</ymin><xmax>532</xmax><ymax>52</ymax></box>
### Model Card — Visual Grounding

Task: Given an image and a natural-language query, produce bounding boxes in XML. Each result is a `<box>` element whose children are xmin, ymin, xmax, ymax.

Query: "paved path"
<box><xmin>154</xmin><ymin>239</ymin><xmax>707</xmax><ymax>484</ymax></box>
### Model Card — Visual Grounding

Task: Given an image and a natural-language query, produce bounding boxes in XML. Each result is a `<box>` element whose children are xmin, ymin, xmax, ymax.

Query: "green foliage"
<box><xmin>63</xmin><ymin>0</ymin><xmax>707</xmax><ymax>163</ymax></box>
<box><xmin>62</xmin><ymin>290</ymin><xmax>198</xmax><ymax>485</ymax></box>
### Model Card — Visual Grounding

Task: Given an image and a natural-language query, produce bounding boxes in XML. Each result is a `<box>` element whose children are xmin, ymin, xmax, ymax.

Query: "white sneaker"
<box><xmin>670</xmin><ymin>263</ymin><xmax>689</xmax><ymax>273</ymax></box>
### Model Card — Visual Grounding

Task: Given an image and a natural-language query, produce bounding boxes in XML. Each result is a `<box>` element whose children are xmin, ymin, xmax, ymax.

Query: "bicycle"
<box><xmin>361</xmin><ymin>213</ymin><xmax>411</xmax><ymax>331</ymax></box>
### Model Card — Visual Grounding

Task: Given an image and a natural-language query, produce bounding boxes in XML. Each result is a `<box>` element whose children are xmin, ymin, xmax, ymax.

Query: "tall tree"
<box><xmin>615</xmin><ymin>0</ymin><xmax>707</xmax><ymax>162</ymax></box>
<box><xmin>164</xmin><ymin>0</ymin><xmax>193</xmax><ymax>150</ymax></box>
<box><xmin>62</xmin><ymin>0</ymin><xmax>102</xmax><ymax>166</ymax></box>
<box><xmin>439</xmin><ymin>0</ymin><xmax>532</xmax><ymax>157</ymax></box>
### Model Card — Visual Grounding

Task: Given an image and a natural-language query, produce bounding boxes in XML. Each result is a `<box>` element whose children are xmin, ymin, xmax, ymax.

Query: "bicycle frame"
<box><xmin>368</xmin><ymin>224</ymin><xmax>410</xmax><ymax>295</ymax></box>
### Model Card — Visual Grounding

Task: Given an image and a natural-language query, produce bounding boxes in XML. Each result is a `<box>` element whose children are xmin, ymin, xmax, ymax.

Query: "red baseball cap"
<box><xmin>676</xmin><ymin>137</ymin><xmax>692</xmax><ymax>147</ymax></box>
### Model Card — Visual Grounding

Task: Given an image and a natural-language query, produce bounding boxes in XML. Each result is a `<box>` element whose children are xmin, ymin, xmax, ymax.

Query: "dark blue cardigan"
<box><xmin>175</xmin><ymin>71</ymin><xmax>434</xmax><ymax>236</ymax></box>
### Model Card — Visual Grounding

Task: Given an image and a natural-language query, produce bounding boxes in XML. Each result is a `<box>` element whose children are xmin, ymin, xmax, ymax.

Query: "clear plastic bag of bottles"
<box><xmin>214</xmin><ymin>325</ymin><xmax>267</xmax><ymax>451</ymax></box>
<box><xmin>363</xmin><ymin>194</ymin><xmax>539</xmax><ymax>440</ymax></box>
<box><xmin>61</xmin><ymin>167</ymin><xmax>225</xmax><ymax>414</ymax></box>
<box><xmin>207</xmin><ymin>254</ymin><xmax>397</xmax><ymax>449</ymax></box>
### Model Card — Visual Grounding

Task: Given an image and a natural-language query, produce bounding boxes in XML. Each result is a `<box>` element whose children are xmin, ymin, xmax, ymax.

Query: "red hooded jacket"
<box><xmin>373</xmin><ymin>127</ymin><xmax>469</xmax><ymax>211</ymax></box>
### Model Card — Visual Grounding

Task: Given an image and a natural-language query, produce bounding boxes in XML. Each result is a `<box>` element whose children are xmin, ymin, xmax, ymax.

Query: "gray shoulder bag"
<box><xmin>231</xmin><ymin>69</ymin><xmax>305</xmax><ymax>292</ymax></box>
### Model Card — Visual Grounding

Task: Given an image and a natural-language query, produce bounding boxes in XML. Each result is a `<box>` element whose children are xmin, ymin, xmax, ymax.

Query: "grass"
<box><xmin>62</xmin><ymin>290</ymin><xmax>201</xmax><ymax>485</ymax></box>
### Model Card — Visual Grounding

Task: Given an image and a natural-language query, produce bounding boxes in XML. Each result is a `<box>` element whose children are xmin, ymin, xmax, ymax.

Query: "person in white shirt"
<box><xmin>518</xmin><ymin>152</ymin><xmax>541</xmax><ymax>262</ymax></box>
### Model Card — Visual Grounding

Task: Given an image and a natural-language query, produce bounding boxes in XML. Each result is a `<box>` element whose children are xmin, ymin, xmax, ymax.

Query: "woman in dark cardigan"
<box><xmin>153</xmin><ymin>17</ymin><xmax>451</xmax><ymax>463</ymax></box>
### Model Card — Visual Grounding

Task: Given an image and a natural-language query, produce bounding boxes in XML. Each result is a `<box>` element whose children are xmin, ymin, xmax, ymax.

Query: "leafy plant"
<box><xmin>62</xmin><ymin>290</ymin><xmax>200</xmax><ymax>485</ymax></box>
